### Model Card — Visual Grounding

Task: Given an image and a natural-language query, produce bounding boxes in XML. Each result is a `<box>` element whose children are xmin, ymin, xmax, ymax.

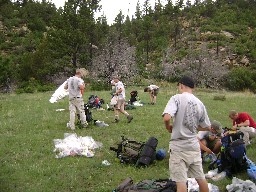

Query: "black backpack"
<box><xmin>77</xmin><ymin>104</ymin><xmax>93</xmax><ymax>124</ymax></box>
<box><xmin>113</xmin><ymin>177</ymin><xmax>176</xmax><ymax>192</ymax></box>
<box><xmin>110</xmin><ymin>136</ymin><xmax>158</xmax><ymax>167</ymax></box>
<box><xmin>129</xmin><ymin>91</ymin><xmax>138</xmax><ymax>104</ymax></box>
<box><xmin>84</xmin><ymin>104</ymin><xmax>93</xmax><ymax>122</ymax></box>
<box><xmin>88</xmin><ymin>95</ymin><xmax>97</xmax><ymax>108</ymax></box>
<box><xmin>209</xmin><ymin>132</ymin><xmax>248</xmax><ymax>176</ymax></box>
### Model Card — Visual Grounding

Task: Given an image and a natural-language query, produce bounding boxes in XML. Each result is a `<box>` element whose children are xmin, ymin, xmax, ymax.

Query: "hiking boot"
<box><xmin>127</xmin><ymin>115</ymin><xmax>133</xmax><ymax>123</ymax></box>
<box><xmin>114</xmin><ymin>119</ymin><xmax>119</xmax><ymax>123</ymax></box>
<box><xmin>81</xmin><ymin>122</ymin><xmax>88</xmax><ymax>128</ymax></box>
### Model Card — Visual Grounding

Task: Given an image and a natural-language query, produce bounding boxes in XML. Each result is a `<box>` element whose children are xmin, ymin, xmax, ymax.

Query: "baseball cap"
<box><xmin>211</xmin><ymin>120</ymin><xmax>223</xmax><ymax>134</ymax></box>
<box><xmin>178</xmin><ymin>76</ymin><xmax>195</xmax><ymax>88</ymax></box>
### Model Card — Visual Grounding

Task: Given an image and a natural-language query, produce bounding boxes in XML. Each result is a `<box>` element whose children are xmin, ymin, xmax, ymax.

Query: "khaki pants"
<box><xmin>69</xmin><ymin>98</ymin><xmax>87</xmax><ymax>129</ymax></box>
<box><xmin>239</xmin><ymin>126</ymin><xmax>256</xmax><ymax>145</ymax></box>
<box><xmin>169</xmin><ymin>150</ymin><xmax>205</xmax><ymax>182</ymax></box>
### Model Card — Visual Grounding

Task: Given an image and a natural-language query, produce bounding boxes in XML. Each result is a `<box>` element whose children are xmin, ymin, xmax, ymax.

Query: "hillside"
<box><xmin>0</xmin><ymin>0</ymin><xmax>256</xmax><ymax>92</ymax></box>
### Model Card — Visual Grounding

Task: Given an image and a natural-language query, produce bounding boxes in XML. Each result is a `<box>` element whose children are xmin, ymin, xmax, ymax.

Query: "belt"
<box><xmin>71</xmin><ymin>97</ymin><xmax>81</xmax><ymax>99</ymax></box>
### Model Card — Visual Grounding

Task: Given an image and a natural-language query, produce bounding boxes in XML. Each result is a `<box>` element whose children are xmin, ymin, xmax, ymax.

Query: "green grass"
<box><xmin>1</xmin><ymin>86</ymin><xmax>256</xmax><ymax>192</ymax></box>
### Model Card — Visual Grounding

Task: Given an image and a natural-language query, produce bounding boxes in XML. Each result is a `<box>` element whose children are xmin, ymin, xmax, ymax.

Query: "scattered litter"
<box><xmin>53</xmin><ymin>133</ymin><xmax>102</xmax><ymax>158</ymax></box>
<box><xmin>102</xmin><ymin>160</ymin><xmax>111</xmax><ymax>166</ymax></box>
<box><xmin>211</xmin><ymin>171</ymin><xmax>226</xmax><ymax>181</ymax></box>
<box><xmin>187</xmin><ymin>178</ymin><xmax>219</xmax><ymax>192</ymax></box>
<box><xmin>133</xmin><ymin>101</ymin><xmax>144</xmax><ymax>106</ymax></box>
<box><xmin>205</xmin><ymin>168</ymin><xmax>218</xmax><ymax>179</ymax></box>
<box><xmin>97</xmin><ymin>108</ymin><xmax>105</xmax><ymax>111</ymax></box>
<box><xmin>94</xmin><ymin>120</ymin><xmax>109</xmax><ymax>127</ymax></box>
<box><xmin>226</xmin><ymin>177</ymin><xmax>256</xmax><ymax>192</ymax></box>
<box><xmin>56</xmin><ymin>109</ymin><xmax>65</xmax><ymax>111</ymax></box>
<box><xmin>203</xmin><ymin>153</ymin><xmax>217</xmax><ymax>163</ymax></box>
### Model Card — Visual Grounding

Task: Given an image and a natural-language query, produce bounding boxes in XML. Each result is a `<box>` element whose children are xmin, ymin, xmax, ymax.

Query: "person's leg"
<box><xmin>69</xmin><ymin>100</ymin><xmax>76</xmax><ymax>130</ymax></box>
<box><xmin>149</xmin><ymin>92</ymin><xmax>153</xmax><ymax>104</ymax></box>
<box><xmin>176</xmin><ymin>182</ymin><xmax>187</xmax><ymax>192</ymax></box>
<box><xmin>188</xmin><ymin>150</ymin><xmax>209</xmax><ymax>192</ymax></box>
<box><xmin>113</xmin><ymin>107</ymin><xmax>120</xmax><ymax>122</ymax></box>
<box><xmin>119</xmin><ymin>99</ymin><xmax>133</xmax><ymax>123</ymax></box>
<box><xmin>153</xmin><ymin>89</ymin><xmax>159</xmax><ymax>104</ymax></box>
<box><xmin>76</xmin><ymin>99</ymin><xmax>88</xmax><ymax>127</ymax></box>
<box><xmin>239</xmin><ymin>126</ymin><xmax>256</xmax><ymax>145</ymax></box>
<box><xmin>154</xmin><ymin>95</ymin><xmax>157</xmax><ymax>104</ymax></box>
<box><xmin>196</xmin><ymin>179</ymin><xmax>209</xmax><ymax>192</ymax></box>
<box><xmin>169</xmin><ymin>150</ymin><xmax>188</xmax><ymax>192</ymax></box>
<box><xmin>212</xmin><ymin>139</ymin><xmax>222</xmax><ymax>154</ymax></box>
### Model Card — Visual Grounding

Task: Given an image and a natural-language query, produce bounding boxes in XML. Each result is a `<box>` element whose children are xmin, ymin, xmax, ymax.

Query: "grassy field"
<box><xmin>1</xmin><ymin>85</ymin><xmax>256</xmax><ymax>192</ymax></box>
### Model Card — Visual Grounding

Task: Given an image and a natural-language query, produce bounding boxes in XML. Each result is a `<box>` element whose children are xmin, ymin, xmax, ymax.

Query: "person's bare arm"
<box><xmin>198</xmin><ymin>138</ymin><xmax>214</xmax><ymax>154</ymax></box>
<box><xmin>197</xmin><ymin>125</ymin><xmax>211</xmax><ymax>132</ymax></box>
<box><xmin>79</xmin><ymin>83</ymin><xmax>85</xmax><ymax>95</ymax></box>
<box><xmin>64</xmin><ymin>82</ymin><xmax>68</xmax><ymax>90</ymax></box>
<box><xmin>237</xmin><ymin>120</ymin><xmax>250</xmax><ymax>127</ymax></box>
<box><xmin>163</xmin><ymin>113</ymin><xmax>172</xmax><ymax>133</ymax></box>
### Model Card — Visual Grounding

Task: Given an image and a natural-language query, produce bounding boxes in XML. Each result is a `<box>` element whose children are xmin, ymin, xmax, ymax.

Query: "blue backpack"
<box><xmin>209</xmin><ymin>132</ymin><xmax>248</xmax><ymax>177</ymax></box>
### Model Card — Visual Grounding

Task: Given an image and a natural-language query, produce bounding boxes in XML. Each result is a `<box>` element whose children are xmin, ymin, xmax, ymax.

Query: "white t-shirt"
<box><xmin>197</xmin><ymin>131</ymin><xmax>211</xmax><ymax>140</ymax></box>
<box><xmin>163</xmin><ymin>92</ymin><xmax>211</xmax><ymax>151</ymax></box>
<box><xmin>115</xmin><ymin>81</ymin><xmax>125</xmax><ymax>99</ymax></box>
<box><xmin>67</xmin><ymin>76</ymin><xmax>84</xmax><ymax>99</ymax></box>
<box><xmin>148</xmin><ymin>85</ymin><xmax>159</xmax><ymax>90</ymax></box>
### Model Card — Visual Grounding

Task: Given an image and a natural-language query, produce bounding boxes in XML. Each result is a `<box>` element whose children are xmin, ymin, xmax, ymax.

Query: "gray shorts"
<box><xmin>169</xmin><ymin>150</ymin><xmax>205</xmax><ymax>182</ymax></box>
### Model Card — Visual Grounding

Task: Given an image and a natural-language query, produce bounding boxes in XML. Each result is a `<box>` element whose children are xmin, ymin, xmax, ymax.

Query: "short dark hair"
<box><xmin>144</xmin><ymin>87</ymin><xmax>149</xmax><ymax>92</ymax></box>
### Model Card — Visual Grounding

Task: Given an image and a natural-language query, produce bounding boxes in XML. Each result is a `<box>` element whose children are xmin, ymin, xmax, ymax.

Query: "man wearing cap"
<box><xmin>198</xmin><ymin>120</ymin><xmax>223</xmax><ymax>155</ymax></box>
<box><xmin>229</xmin><ymin>110</ymin><xmax>256</xmax><ymax>145</ymax></box>
<box><xmin>64</xmin><ymin>68</ymin><xmax>88</xmax><ymax>130</ymax></box>
<box><xmin>112</xmin><ymin>76</ymin><xmax>133</xmax><ymax>123</ymax></box>
<box><xmin>163</xmin><ymin>76</ymin><xmax>210</xmax><ymax>192</ymax></box>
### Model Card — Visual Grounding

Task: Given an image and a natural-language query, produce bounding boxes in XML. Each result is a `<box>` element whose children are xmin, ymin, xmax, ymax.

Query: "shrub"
<box><xmin>89</xmin><ymin>80</ymin><xmax>109</xmax><ymax>91</ymax></box>
<box><xmin>225</xmin><ymin>67</ymin><xmax>256</xmax><ymax>92</ymax></box>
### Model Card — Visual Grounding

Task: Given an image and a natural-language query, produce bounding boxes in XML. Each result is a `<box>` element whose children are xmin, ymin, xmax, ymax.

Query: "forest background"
<box><xmin>0</xmin><ymin>0</ymin><xmax>256</xmax><ymax>93</ymax></box>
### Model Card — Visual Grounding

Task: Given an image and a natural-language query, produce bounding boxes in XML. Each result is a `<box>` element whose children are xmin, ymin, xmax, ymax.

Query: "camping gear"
<box><xmin>129</xmin><ymin>90</ymin><xmax>138</xmax><ymax>104</ymax></box>
<box><xmin>110</xmin><ymin>136</ymin><xmax>158</xmax><ymax>167</ymax></box>
<box><xmin>245</xmin><ymin>155</ymin><xmax>256</xmax><ymax>181</ymax></box>
<box><xmin>113</xmin><ymin>177</ymin><xmax>176</xmax><ymax>192</ymax></box>
<box><xmin>88</xmin><ymin>95</ymin><xmax>104</xmax><ymax>108</ymax></box>
<box><xmin>156</xmin><ymin>149</ymin><xmax>167</xmax><ymax>160</ymax></box>
<box><xmin>77</xmin><ymin>104</ymin><xmax>93</xmax><ymax>125</ymax></box>
<box><xmin>208</xmin><ymin>132</ymin><xmax>247</xmax><ymax>177</ymax></box>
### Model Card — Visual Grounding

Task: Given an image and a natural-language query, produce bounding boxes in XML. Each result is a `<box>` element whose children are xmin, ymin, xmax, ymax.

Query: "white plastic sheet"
<box><xmin>49</xmin><ymin>81</ymin><xmax>69</xmax><ymax>103</ymax></box>
<box><xmin>53</xmin><ymin>133</ymin><xmax>102</xmax><ymax>158</ymax></box>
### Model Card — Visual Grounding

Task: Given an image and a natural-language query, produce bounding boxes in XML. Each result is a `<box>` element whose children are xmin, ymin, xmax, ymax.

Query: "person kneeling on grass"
<box><xmin>198</xmin><ymin>120</ymin><xmax>223</xmax><ymax>156</ymax></box>
<box><xmin>228</xmin><ymin>110</ymin><xmax>256</xmax><ymax>146</ymax></box>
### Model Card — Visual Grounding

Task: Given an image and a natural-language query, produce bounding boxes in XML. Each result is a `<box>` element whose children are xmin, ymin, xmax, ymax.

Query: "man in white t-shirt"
<box><xmin>162</xmin><ymin>76</ymin><xmax>210</xmax><ymax>192</ymax></box>
<box><xmin>64</xmin><ymin>68</ymin><xmax>88</xmax><ymax>130</ymax></box>
<box><xmin>144</xmin><ymin>84</ymin><xmax>159</xmax><ymax>105</ymax></box>
<box><xmin>112</xmin><ymin>76</ymin><xmax>133</xmax><ymax>123</ymax></box>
